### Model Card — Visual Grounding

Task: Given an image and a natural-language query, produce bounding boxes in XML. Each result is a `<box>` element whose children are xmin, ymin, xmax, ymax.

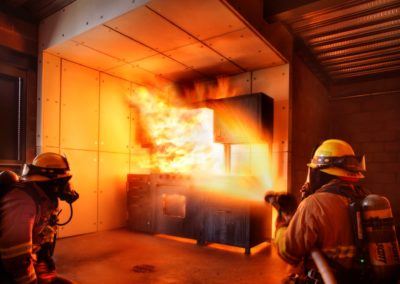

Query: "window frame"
<box><xmin>0</xmin><ymin>63</ymin><xmax>27</xmax><ymax>166</ymax></box>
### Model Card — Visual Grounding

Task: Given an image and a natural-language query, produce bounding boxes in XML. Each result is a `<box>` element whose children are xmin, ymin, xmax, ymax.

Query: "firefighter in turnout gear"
<box><xmin>271</xmin><ymin>139</ymin><xmax>400</xmax><ymax>283</ymax></box>
<box><xmin>0</xmin><ymin>152</ymin><xmax>79</xmax><ymax>284</ymax></box>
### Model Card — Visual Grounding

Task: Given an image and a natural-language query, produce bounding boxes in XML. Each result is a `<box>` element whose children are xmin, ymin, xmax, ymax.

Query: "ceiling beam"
<box><xmin>264</xmin><ymin>0</ymin><xmax>351</xmax><ymax>23</ymax></box>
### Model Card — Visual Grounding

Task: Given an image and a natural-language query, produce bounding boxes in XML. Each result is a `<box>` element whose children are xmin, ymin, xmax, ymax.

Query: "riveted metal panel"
<box><xmin>60</xmin><ymin>60</ymin><xmax>99</xmax><ymax>151</ymax></box>
<box><xmin>147</xmin><ymin>0</ymin><xmax>246</xmax><ymax>40</ymax></box>
<box><xmin>252</xmin><ymin>65</ymin><xmax>290</xmax><ymax>152</ymax></box>
<box><xmin>39</xmin><ymin>0</ymin><xmax>149</xmax><ymax>50</ymax></box>
<box><xmin>58</xmin><ymin>149</ymin><xmax>98</xmax><ymax>237</ymax></box>
<box><xmin>134</xmin><ymin>54</ymin><xmax>189</xmax><ymax>80</ymax></box>
<box><xmin>227</xmin><ymin>72</ymin><xmax>252</xmax><ymax>96</ymax></box>
<box><xmin>106</xmin><ymin>63</ymin><xmax>170</xmax><ymax>87</ymax></box>
<box><xmin>41</xmin><ymin>52</ymin><xmax>61</xmax><ymax>148</ymax></box>
<box><xmin>47</xmin><ymin>40</ymin><xmax>121</xmax><ymax>71</ymax></box>
<box><xmin>72</xmin><ymin>25</ymin><xmax>157</xmax><ymax>63</ymax></box>
<box><xmin>106</xmin><ymin>6</ymin><xmax>196</xmax><ymax>53</ymax></box>
<box><xmin>98</xmin><ymin>152</ymin><xmax>129</xmax><ymax>230</ymax></box>
<box><xmin>129</xmin><ymin>146</ymin><xmax>151</xmax><ymax>174</ymax></box>
<box><xmin>166</xmin><ymin>42</ymin><xmax>242</xmax><ymax>77</ymax></box>
<box><xmin>205</xmin><ymin>28</ymin><xmax>285</xmax><ymax>71</ymax></box>
<box><xmin>37</xmin><ymin>146</ymin><xmax>60</xmax><ymax>155</ymax></box>
<box><xmin>99</xmin><ymin>73</ymin><xmax>131</xmax><ymax>153</ymax></box>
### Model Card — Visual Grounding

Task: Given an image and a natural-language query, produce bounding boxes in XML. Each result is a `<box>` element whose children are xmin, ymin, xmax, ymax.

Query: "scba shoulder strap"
<box><xmin>318</xmin><ymin>181</ymin><xmax>372</xmax><ymax>281</ymax></box>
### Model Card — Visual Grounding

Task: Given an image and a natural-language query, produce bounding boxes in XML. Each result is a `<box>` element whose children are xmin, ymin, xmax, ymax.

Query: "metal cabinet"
<box><xmin>127</xmin><ymin>174</ymin><xmax>154</xmax><ymax>233</ymax></box>
<box><xmin>204</xmin><ymin>207</ymin><xmax>248</xmax><ymax>248</ymax></box>
<box><xmin>206</xmin><ymin>93</ymin><xmax>273</xmax><ymax>144</ymax></box>
<box><xmin>127</xmin><ymin>174</ymin><xmax>271</xmax><ymax>253</ymax></box>
<box><xmin>154</xmin><ymin>185</ymin><xmax>204</xmax><ymax>240</ymax></box>
<box><xmin>203</xmin><ymin>193</ymin><xmax>271</xmax><ymax>254</ymax></box>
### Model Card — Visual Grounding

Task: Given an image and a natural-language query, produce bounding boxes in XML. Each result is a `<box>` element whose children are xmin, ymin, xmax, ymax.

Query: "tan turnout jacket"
<box><xmin>275</xmin><ymin>179</ymin><xmax>364</xmax><ymax>271</ymax></box>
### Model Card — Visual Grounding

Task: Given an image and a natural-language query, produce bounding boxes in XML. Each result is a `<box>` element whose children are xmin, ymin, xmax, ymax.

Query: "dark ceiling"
<box><xmin>0</xmin><ymin>0</ymin><xmax>75</xmax><ymax>22</ymax></box>
<box><xmin>265</xmin><ymin>0</ymin><xmax>400</xmax><ymax>84</ymax></box>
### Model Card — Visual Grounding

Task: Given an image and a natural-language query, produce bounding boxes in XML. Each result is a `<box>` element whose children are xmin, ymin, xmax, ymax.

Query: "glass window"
<box><xmin>0</xmin><ymin>73</ymin><xmax>23</xmax><ymax>163</ymax></box>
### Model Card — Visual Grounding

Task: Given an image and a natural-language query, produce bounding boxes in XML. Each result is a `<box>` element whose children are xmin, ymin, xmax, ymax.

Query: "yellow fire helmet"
<box><xmin>21</xmin><ymin>152</ymin><xmax>72</xmax><ymax>182</ymax></box>
<box><xmin>307</xmin><ymin>139</ymin><xmax>366</xmax><ymax>179</ymax></box>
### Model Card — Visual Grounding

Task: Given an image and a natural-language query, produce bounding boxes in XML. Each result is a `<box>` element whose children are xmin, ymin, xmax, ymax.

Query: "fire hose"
<box><xmin>310</xmin><ymin>249</ymin><xmax>337</xmax><ymax>284</ymax></box>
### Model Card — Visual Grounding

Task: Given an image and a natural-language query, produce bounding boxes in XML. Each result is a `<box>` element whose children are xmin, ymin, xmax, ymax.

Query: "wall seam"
<box><xmin>97</xmin><ymin>72</ymin><xmax>101</xmax><ymax>232</ymax></box>
<box><xmin>58</xmin><ymin>58</ymin><xmax>63</xmax><ymax>153</ymax></box>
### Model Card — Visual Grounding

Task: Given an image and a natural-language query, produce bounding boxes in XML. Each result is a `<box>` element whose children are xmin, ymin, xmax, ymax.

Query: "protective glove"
<box><xmin>264</xmin><ymin>191</ymin><xmax>298</xmax><ymax>229</ymax></box>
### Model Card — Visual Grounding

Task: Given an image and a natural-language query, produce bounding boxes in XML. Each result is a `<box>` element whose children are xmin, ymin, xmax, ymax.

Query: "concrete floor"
<box><xmin>55</xmin><ymin>229</ymin><xmax>289</xmax><ymax>284</ymax></box>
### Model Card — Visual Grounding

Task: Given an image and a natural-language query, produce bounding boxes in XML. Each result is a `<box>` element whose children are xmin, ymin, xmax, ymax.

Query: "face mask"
<box><xmin>39</xmin><ymin>177</ymin><xmax>79</xmax><ymax>204</ymax></box>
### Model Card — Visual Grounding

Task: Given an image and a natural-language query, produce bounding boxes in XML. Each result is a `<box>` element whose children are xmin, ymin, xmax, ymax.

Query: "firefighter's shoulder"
<box><xmin>0</xmin><ymin>186</ymin><xmax>38</xmax><ymax>215</ymax></box>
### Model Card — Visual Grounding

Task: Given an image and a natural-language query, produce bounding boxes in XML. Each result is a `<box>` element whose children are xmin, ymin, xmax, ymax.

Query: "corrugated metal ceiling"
<box><xmin>272</xmin><ymin>0</ymin><xmax>400</xmax><ymax>83</ymax></box>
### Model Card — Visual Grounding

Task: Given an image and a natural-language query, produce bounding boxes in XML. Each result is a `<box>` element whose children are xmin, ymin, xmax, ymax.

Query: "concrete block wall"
<box><xmin>331</xmin><ymin>93</ymin><xmax>400</xmax><ymax>228</ymax></box>
<box><xmin>290</xmin><ymin>55</ymin><xmax>330</xmax><ymax>198</ymax></box>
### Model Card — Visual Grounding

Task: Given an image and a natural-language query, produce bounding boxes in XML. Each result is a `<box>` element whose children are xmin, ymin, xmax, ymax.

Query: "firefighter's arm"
<box><xmin>274</xmin><ymin>196</ymin><xmax>319</xmax><ymax>265</ymax></box>
<box><xmin>0</xmin><ymin>189</ymin><xmax>37</xmax><ymax>284</ymax></box>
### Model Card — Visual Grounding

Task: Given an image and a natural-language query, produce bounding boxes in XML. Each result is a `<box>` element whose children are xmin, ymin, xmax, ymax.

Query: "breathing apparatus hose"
<box><xmin>56</xmin><ymin>202</ymin><xmax>74</xmax><ymax>226</ymax></box>
<box><xmin>311</xmin><ymin>249</ymin><xmax>338</xmax><ymax>284</ymax></box>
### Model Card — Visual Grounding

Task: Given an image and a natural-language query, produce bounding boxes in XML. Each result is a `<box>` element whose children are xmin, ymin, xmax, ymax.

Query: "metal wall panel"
<box><xmin>147</xmin><ymin>0</ymin><xmax>246</xmax><ymax>40</ymax></box>
<box><xmin>99</xmin><ymin>73</ymin><xmax>131</xmax><ymax>153</ymax></box>
<box><xmin>106</xmin><ymin>6</ymin><xmax>196</xmax><ymax>53</ymax></box>
<box><xmin>252</xmin><ymin>65</ymin><xmax>290</xmax><ymax>153</ymax></box>
<box><xmin>58</xmin><ymin>149</ymin><xmax>98</xmax><ymax>237</ymax></box>
<box><xmin>227</xmin><ymin>72</ymin><xmax>252</xmax><ymax>96</ymax></box>
<box><xmin>98</xmin><ymin>152</ymin><xmax>129</xmax><ymax>230</ymax></box>
<box><xmin>129</xmin><ymin>147</ymin><xmax>151</xmax><ymax>174</ymax></box>
<box><xmin>37</xmin><ymin>146</ymin><xmax>60</xmax><ymax>155</ymax></box>
<box><xmin>106</xmin><ymin>63</ymin><xmax>169</xmax><ymax>87</ymax></box>
<box><xmin>73</xmin><ymin>25</ymin><xmax>157</xmax><ymax>63</ymax></box>
<box><xmin>41</xmin><ymin>52</ymin><xmax>61</xmax><ymax>148</ymax></box>
<box><xmin>39</xmin><ymin>0</ymin><xmax>149</xmax><ymax>49</ymax></box>
<box><xmin>60</xmin><ymin>60</ymin><xmax>100</xmax><ymax>151</ymax></box>
<box><xmin>135</xmin><ymin>54</ymin><xmax>188</xmax><ymax>78</ymax></box>
<box><xmin>166</xmin><ymin>42</ymin><xmax>242</xmax><ymax>77</ymax></box>
<box><xmin>47</xmin><ymin>41</ymin><xmax>121</xmax><ymax>71</ymax></box>
<box><xmin>205</xmin><ymin>28</ymin><xmax>285</xmax><ymax>71</ymax></box>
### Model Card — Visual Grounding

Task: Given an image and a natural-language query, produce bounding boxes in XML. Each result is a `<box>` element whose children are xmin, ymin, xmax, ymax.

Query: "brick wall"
<box><xmin>331</xmin><ymin>93</ymin><xmax>400</xmax><ymax>228</ymax></box>
<box><xmin>290</xmin><ymin>55</ymin><xmax>330</xmax><ymax>198</ymax></box>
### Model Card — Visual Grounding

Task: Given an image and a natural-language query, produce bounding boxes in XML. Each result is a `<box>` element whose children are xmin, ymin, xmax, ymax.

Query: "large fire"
<box><xmin>129</xmin><ymin>80</ymin><xmax>273</xmax><ymax>201</ymax></box>
<box><xmin>130</xmin><ymin>86</ymin><xmax>224</xmax><ymax>174</ymax></box>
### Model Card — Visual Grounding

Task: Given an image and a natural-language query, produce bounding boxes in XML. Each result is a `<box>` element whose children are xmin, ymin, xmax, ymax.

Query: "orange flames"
<box><xmin>130</xmin><ymin>86</ymin><xmax>224</xmax><ymax>174</ymax></box>
<box><xmin>129</xmin><ymin>80</ymin><xmax>273</xmax><ymax>201</ymax></box>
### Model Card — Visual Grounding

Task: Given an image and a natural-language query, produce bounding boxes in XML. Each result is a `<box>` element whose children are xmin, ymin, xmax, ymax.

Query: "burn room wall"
<box><xmin>290</xmin><ymin>55</ymin><xmax>330</xmax><ymax>198</ymax></box>
<box><xmin>38</xmin><ymin>52</ymin><xmax>140</xmax><ymax>237</ymax></box>
<box><xmin>38</xmin><ymin>50</ymin><xmax>289</xmax><ymax>238</ymax></box>
<box><xmin>330</xmin><ymin>78</ymin><xmax>400</xmax><ymax>232</ymax></box>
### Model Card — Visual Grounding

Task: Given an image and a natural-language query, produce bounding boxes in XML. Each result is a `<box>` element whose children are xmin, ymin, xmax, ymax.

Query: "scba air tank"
<box><xmin>362</xmin><ymin>194</ymin><xmax>400</xmax><ymax>282</ymax></box>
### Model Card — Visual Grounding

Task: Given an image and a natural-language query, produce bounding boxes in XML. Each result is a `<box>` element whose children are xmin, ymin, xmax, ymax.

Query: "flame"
<box><xmin>129</xmin><ymin>79</ymin><xmax>273</xmax><ymax>201</ymax></box>
<box><xmin>130</xmin><ymin>86</ymin><xmax>224</xmax><ymax>174</ymax></box>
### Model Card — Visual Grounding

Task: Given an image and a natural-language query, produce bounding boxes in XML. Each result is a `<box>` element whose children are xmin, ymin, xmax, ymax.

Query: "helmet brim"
<box><xmin>308</xmin><ymin>163</ymin><xmax>364</xmax><ymax>179</ymax></box>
